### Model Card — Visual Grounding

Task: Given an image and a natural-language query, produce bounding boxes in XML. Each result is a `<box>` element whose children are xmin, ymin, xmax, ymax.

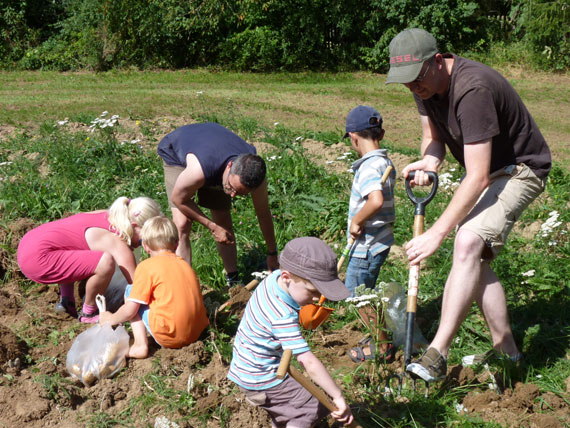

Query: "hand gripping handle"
<box><xmin>405</xmin><ymin>171</ymin><xmax>439</xmax><ymax>216</ymax></box>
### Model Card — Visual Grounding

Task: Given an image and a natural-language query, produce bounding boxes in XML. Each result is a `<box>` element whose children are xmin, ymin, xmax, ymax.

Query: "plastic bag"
<box><xmin>381</xmin><ymin>282</ymin><xmax>428</xmax><ymax>353</ymax></box>
<box><xmin>66</xmin><ymin>323</ymin><xmax>129</xmax><ymax>386</ymax></box>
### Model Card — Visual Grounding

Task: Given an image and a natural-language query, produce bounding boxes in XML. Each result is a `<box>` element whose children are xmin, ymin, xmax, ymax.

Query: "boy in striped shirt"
<box><xmin>343</xmin><ymin>105</ymin><xmax>396</xmax><ymax>364</ymax></box>
<box><xmin>227</xmin><ymin>237</ymin><xmax>354</xmax><ymax>427</ymax></box>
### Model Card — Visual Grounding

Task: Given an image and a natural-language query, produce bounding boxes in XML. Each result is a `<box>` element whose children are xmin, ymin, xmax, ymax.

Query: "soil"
<box><xmin>1</xmin><ymin>123</ymin><xmax>568</xmax><ymax>427</ymax></box>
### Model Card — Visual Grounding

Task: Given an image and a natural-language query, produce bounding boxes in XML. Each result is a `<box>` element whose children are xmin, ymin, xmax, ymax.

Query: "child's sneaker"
<box><xmin>78</xmin><ymin>309</ymin><xmax>99</xmax><ymax>324</ymax></box>
<box><xmin>406</xmin><ymin>347</ymin><xmax>447</xmax><ymax>382</ymax></box>
<box><xmin>54</xmin><ymin>297</ymin><xmax>78</xmax><ymax>318</ymax></box>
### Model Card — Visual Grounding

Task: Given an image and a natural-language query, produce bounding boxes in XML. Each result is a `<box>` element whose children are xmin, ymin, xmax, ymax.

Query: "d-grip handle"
<box><xmin>405</xmin><ymin>171</ymin><xmax>438</xmax><ymax>215</ymax></box>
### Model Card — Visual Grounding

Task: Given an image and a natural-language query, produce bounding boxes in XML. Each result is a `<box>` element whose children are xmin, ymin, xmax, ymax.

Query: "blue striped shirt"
<box><xmin>227</xmin><ymin>270</ymin><xmax>310</xmax><ymax>390</ymax></box>
<box><xmin>348</xmin><ymin>149</ymin><xmax>396</xmax><ymax>258</ymax></box>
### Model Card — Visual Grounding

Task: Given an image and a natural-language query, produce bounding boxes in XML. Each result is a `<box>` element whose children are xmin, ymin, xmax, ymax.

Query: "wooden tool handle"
<box><xmin>244</xmin><ymin>279</ymin><xmax>259</xmax><ymax>291</ymax></box>
<box><xmin>381</xmin><ymin>165</ymin><xmax>393</xmax><ymax>184</ymax></box>
<box><xmin>278</xmin><ymin>350</ymin><xmax>362</xmax><ymax>428</ymax></box>
<box><xmin>276</xmin><ymin>349</ymin><xmax>293</xmax><ymax>379</ymax></box>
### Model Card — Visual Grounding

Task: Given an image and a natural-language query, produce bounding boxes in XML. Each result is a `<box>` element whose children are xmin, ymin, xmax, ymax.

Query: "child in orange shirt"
<box><xmin>100</xmin><ymin>216</ymin><xmax>209</xmax><ymax>358</ymax></box>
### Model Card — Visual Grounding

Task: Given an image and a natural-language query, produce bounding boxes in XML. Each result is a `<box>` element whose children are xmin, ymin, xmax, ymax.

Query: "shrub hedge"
<box><xmin>0</xmin><ymin>0</ymin><xmax>568</xmax><ymax>71</ymax></box>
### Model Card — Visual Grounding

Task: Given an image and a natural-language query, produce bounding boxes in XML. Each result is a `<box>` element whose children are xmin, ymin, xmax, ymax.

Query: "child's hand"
<box><xmin>98</xmin><ymin>311</ymin><xmax>113</xmax><ymax>325</ymax></box>
<box><xmin>331</xmin><ymin>396</ymin><xmax>354</xmax><ymax>426</ymax></box>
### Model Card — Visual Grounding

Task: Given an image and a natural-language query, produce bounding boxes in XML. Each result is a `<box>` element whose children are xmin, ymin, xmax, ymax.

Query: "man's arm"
<box><xmin>405</xmin><ymin>138</ymin><xmax>492</xmax><ymax>264</ymax></box>
<box><xmin>250</xmin><ymin>179</ymin><xmax>279</xmax><ymax>270</ymax></box>
<box><xmin>171</xmin><ymin>154</ymin><xmax>234</xmax><ymax>244</ymax></box>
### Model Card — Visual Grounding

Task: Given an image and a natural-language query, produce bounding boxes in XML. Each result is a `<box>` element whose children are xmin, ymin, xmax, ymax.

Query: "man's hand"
<box><xmin>405</xmin><ymin>228</ymin><xmax>445</xmax><ymax>265</ymax></box>
<box><xmin>210</xmin><ymin>224</ymin><xmax>235</xmax><ymax>245</ymax></box>
<box><xmin>402</xmin><ymin>156</ymin><xmax>440</xmax><ymax>187</ymax></box>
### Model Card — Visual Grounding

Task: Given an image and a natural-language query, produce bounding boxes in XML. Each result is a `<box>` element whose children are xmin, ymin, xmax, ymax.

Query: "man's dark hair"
<box><xmin>230</xmin><ymin>154</ymin><xmax>266</xmax><ymax>189</ymax></box>
<box><xmin>355</xmin><ymin>126</ymin><xmax>384</xmax><ymax>141</ymax></box>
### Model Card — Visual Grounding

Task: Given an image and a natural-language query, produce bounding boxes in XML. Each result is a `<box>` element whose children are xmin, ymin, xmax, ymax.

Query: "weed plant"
<box><xmin>0</xmin><ymin>114</ymin><xmax>568</xmax><ymax>427</ymax></box>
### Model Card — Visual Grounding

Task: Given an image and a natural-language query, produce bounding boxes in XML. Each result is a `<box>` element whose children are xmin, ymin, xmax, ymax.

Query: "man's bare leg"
<box><xmin>475</xmin><ymin>263</ymin><xmax>519</xmax><ymax>356</ymax></box>
<box><xmin>211</xmin><ymin>209</ymin><xmax>238</xmax><ymax>275</ymax></box>
<box><xmin>430</xmin><ymin>230</ymin><xmax>485</xmax><ymax>358</ymax></box>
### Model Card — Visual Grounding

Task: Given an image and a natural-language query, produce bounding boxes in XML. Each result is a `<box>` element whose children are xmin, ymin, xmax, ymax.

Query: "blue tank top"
<box><xmin>158</xmin><ymin>122</ymin><xmax>257</xmax><ymax>186</ymax></box>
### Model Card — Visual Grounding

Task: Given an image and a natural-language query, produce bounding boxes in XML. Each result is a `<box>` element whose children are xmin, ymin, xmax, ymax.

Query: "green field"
<box><xmin>0</xmin><ymin>70</ymin><xmax>568</xmax><ymax>427</ymax></box>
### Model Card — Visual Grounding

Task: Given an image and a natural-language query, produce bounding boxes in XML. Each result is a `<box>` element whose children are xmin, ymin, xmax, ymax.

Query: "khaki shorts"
<box><xmin>240</xmin><ymin>375</ymin><xmax>329</xmax><ymax>428</ymax></box>
<box><xmin>458</xmin><ymin>164</ymin><xmax>547</xmax><ymax>259</ymax></box>
<box><xmin>162</xmin><ymin>162</ymin><xmax>231</xmax><ymax>211</ymax></box>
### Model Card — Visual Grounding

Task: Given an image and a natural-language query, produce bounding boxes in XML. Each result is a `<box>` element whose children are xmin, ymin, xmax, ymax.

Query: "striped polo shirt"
<box><xmin>347</xmin><ymin>149</ymin><xmax>396</xmax><ymax>258</ymax></box>
<box><xmin>227</xmin><ymin>270</ymin><xmax>310</xmax><ymax>390</ymax></box>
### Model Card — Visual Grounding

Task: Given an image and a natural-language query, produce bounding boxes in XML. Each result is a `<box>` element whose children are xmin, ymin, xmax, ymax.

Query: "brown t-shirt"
<box><xmin>414</xmin><ymin>54</ymin><xmax>551</xmax><ymax>178</ymax></box>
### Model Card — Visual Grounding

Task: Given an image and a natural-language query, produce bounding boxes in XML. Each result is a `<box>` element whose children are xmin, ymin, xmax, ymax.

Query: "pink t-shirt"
<box><xmin>17</xmin><ymin>211</ymin><xmax>111</xmax><ymax>284</ymax></box>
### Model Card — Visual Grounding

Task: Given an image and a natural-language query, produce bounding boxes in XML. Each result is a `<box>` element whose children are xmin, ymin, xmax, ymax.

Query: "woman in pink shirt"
<box><xmin>17</xmin><ymin>196</ymin><xmax>161</xmax><ymax>323</ymax></box>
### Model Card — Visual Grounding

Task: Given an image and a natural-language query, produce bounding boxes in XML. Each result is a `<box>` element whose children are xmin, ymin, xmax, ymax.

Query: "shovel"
<box><xmin>218</xmin><ymin>279</ymin><xmax>260</xmax><ymax>312</ymax></box>
<box><xmin>298</xmin><ymin>240</ymin><xmax>353</xmax><ymax>329</ymax></box>
<box><xmin>299</xmin><ymin>165</ymin><xmax>393</xmax><ymax>330</ymax></box>
<box><xmin>277</xmin><ymin>349</ymin><xmax>362</xmax><ymax>428</ymax></box>
<box><xmin>388</xmin><ymin>170</ymin><xmax>438</xmax><ymax>395</ymax></box>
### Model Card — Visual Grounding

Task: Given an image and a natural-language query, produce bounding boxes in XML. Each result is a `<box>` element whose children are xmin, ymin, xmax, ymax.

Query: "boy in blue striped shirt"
<box><xmin>228</xmin><ymin>237</ymin><xmax>354</xmax><ymax>427</ymax></box>
<box><xmin>343</xmin><ymin>105</ymin><xmax>396</xmax><ymax>363</ymax></box>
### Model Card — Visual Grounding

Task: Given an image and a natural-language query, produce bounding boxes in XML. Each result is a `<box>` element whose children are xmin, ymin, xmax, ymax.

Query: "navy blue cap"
<box><xmin>343</xmin><ymin>105</ymin><xmax>383</xmax><ymax>138</ymax></box>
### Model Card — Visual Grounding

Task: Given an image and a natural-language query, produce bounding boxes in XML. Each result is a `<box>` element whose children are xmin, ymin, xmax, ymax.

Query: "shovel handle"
<box><xmin>337</xmin><ymin>238</ymin><xmax>354</xmax><ymax>272</ymax></box>
<box><xmin>218</xmin><ymin>279</ymin><xmax>260</xmax><ymax>312</ymax></box>
<box><xmin>244</xmin><ymin>279</ymin><xmax>259</xmax><ymax>291</ymax></box>
<box><xmin>278</xmin><ymin>350</ymin><xmax>362</xmax><ymax>428</ymax></box>
<box><xmin>405</xmin><ymin>171</ymin><xmax>438</xmax><ymax>216</ymax></box>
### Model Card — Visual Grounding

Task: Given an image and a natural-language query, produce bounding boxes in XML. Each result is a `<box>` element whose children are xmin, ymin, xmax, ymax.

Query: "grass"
<box><xmin>1</xmin><ymin>69</ymin><xmax>569</xmax><ymax>165</ymax></box>
<box><xmin>0</xmin><ymin>70</ymin><xmax>569</xmax><ymax>427</ymax></box>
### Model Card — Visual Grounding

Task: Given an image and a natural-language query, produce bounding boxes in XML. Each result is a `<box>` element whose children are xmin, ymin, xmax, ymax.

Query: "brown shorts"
<box><xmin>458</xmin><ymin>164</ymin><xmax>547</xmax><ymax>259</ymax></box>
<box><xmin>240</xmin><ymin>376</ymin><xmax>330</xmax><ymax>428</ymax></box>
<box><xmin>162</xmin><ymin>162</ymin><xmax>231</xmax><ymax>211</ymax></box>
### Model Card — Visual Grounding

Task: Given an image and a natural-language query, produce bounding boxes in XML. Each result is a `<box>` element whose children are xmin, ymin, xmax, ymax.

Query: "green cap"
<box><xmin>386</xmin><ymin>28</ymin><xmax>438</xmax><ymax>84</ymax></box>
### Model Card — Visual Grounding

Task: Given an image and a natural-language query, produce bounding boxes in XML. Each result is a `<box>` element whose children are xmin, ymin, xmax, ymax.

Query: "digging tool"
<box><xmin>298</xmin><ymin>238</ymin><xmax>354</xmax><ymax>330</ymax></box>
<box><xmin>388</xmin><ymin>170</ymin><xmax>438</xmax><ymax>395</ymax></box>
<box><xmin>299</xmin><ymin>165</ymin><xmax>394</xmax><ymax>330</ymax></box>
<box><xmin>276</xmin><ymin>349</ymin><xmax>362</xmax><ymax>428</ymax></box>
<box><xmin>218</xmin><ymin>279</ymin><xmax>259</xmax><ymax>312</ymax></box>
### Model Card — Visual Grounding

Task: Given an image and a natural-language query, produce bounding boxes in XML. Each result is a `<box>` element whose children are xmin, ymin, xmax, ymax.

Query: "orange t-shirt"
<box><xmin>128</xmin><ymin>252</ymin><xmax>209</xmax><ymax>348</ymax></box>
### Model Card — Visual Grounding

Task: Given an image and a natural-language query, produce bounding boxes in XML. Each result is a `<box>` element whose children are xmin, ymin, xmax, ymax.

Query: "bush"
<box><xmin>517</xmin><ymin>0</ymin><xmax>570</xmax><ymax>71</ymax></box>
<box><xmin>222</xmin><ymin>27</ymin><xmax>284</xmax><ymax>72</ymax></box>
<box><xmin>361</xmin><ymin>0</ymin><xmax>489</xmax><ymax>71</ymax></box>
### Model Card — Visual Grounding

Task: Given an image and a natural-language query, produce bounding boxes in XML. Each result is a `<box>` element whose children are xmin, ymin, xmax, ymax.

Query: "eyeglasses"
<box><xmin>411</xmin><ymin>58</ymin><xmax>433</xmax><ymax>84</ymax></box>
<box><xmin>223</xmin><ymin>174</ymin><xmax>239</xmax><ymax>195</ymax></box>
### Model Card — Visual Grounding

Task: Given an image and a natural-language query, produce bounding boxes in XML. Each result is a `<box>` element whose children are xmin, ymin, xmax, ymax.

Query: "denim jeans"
<box><xmin>345</xmin><ymin>248</ymin><xmax>390</xmax><ymax>297</ymax></box>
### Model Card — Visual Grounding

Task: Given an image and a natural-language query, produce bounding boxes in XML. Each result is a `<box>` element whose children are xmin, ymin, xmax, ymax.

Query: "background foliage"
<box><xmin>1</xmin><ymin>0</ymin><xmax>568</xmax><ymax>72</ymax></box>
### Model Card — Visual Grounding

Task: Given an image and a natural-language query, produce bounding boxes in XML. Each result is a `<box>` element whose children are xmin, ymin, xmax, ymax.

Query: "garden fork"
<box><xmin>388</xmin><ymin>170</ymin><xmax>438</xmax><ymax>396</ymax></box>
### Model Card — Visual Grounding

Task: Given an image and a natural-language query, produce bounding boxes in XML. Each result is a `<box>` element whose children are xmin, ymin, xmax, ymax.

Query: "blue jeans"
<box><xmin>124</xmin><ymin>284</ymin><xmax>151</xmax><ymax>333</ymax></box>
<box><xmin>345</xmin><ymin>248</ymin><xmax>390</xmax><ymax>297</ymax></box>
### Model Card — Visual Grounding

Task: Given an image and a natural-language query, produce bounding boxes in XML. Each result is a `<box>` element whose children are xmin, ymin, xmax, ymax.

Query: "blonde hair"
<box><xmin>107</xmin><ymin>196</ymin><xmax>162</xmax><ymax>245</ymax></box>
<box><xmin>141</xmin><ymin>216</ymin><xmax>178</xmax><ymax>252</ymax></box>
